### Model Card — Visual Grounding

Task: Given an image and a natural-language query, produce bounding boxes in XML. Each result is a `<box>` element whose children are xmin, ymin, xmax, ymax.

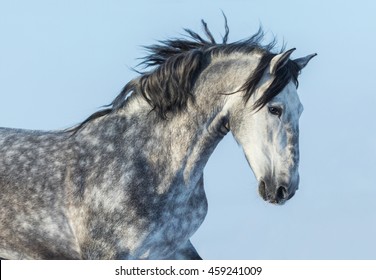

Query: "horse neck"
<box><xmin>141</xmin><ymin>55</ymin><xmax>259</xmax><ymax>190</ymax></box>
<box><xmin>117</xmin><ymin>91</ymin><xmax>227</xmax><ymax>194</ymax></box>
<box><xmin>79</xmin><ymin>53</ymin><xmax>259</xmax><ymax>194</ymax></box>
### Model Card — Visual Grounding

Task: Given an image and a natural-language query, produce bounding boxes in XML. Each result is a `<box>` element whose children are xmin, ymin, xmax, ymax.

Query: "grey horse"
<box><xmin>0</xmin><ymin>19</ymin><xmax>315</xmax><ymax>259</ymax></box>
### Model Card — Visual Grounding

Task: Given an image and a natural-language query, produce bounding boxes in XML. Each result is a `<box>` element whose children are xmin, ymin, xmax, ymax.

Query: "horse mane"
<box><xmin>69</xmin><ymin>17</ymin><xmax>300</xmax><ymax>133</ymax></box>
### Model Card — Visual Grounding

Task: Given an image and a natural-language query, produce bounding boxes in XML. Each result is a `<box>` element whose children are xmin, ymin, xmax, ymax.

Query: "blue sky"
<box><xmin>0</xmin><ymin>0</ymin><xmax>375</xmax><ymax>259</ymax></box>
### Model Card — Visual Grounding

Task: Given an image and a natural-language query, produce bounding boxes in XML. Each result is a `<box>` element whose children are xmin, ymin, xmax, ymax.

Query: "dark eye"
<box><xmin>268</xmin><ymin>106</ymin><xmax>282</xmax><ymax>117</ymax></box>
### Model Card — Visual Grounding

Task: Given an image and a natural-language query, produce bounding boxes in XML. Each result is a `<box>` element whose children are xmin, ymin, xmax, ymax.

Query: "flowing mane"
<box><xmin>70</xmin><ymin>18</ymin><xmax>300</xmax><ymax>132</ymax></box>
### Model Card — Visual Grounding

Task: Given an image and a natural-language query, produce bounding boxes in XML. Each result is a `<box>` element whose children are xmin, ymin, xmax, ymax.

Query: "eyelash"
<box><xmin>268</xmin><ymin>106</ymin><xmax>282</xmax><ymax>117</ymax></box>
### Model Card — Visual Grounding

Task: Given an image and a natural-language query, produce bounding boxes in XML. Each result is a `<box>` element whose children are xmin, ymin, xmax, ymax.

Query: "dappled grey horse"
<box><xmin>0</xmin><ymin>19</ymin><xmax>316</xmax><ymax>259</ymax></box>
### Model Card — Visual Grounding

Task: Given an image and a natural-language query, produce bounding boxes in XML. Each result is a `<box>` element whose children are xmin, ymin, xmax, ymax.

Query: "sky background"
<box><xmin>0</xmin><ymin>0</ymin><xmax>375</xmax><ymax>259</ymax></box>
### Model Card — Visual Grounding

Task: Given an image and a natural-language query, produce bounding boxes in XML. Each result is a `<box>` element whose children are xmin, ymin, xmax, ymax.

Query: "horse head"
<box><xmin>228</xmin><ymin>49</ymin><xmax>316</xmax><ymax>204</ymax></box>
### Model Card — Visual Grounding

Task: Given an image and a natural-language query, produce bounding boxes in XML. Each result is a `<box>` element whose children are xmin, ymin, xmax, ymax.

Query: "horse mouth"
<box><xmin>258</xmin><ymin>180</ymin><xmax>294</xmax><ymax>205</ymax></box>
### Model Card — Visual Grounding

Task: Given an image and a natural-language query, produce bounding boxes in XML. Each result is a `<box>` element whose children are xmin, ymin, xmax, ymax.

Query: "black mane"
<box><xmin>70</xmin><ymin>18</ymin><xmax>300</xmax><ymax>133</ymax></box>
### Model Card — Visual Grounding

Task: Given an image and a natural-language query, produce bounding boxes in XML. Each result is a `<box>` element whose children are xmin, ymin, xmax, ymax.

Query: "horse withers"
<box><xmin>0</xmin><ymin>19</ymin><xmax>315</xmax><ymax>259</ymax></box>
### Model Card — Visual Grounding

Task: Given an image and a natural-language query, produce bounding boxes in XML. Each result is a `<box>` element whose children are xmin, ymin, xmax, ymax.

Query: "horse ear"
<box><xmin>269</xmin><ymin>48</ymin><xmax>296</xmax><ymax>75</ymax></box>
<box><xmin>293</xmin><ymin>53</ymin><xmax>317</xmax><ymax>70</ymax></box>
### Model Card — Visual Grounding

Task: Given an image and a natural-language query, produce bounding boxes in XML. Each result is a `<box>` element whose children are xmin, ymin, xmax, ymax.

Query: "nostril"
<box><xmin>258</xmin><ymin>180</ymin><xmax>267</xmax><ymax>201</ymax></box>
<box><xmin>276</xmin><ymin>186</ymin><xmax>288</xmax><ymax>201</ymax></box>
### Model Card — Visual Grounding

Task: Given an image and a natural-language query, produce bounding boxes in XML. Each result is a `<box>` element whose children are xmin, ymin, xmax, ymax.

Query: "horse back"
<box><xmin>0</xmin><ymin>127</ymin><xmax>80</xmax><ymax>259</ymax></box>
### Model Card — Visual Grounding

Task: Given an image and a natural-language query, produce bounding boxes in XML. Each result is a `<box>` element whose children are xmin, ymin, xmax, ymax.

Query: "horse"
<box><xmin>0</xmin><ymin>19</ymin><xmax>316</xmax><ymax>259</ymax></box>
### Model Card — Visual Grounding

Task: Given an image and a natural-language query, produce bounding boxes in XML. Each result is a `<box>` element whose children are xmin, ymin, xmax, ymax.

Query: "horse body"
<box><xmin>0</xmin><ymin>129</ymin><xmax>80</xmax><ymax>259</ymax></box>
<box><xmin>0</xmin><ymin>20</ymin><xmax>315</xmax><ymax>259</ymax></box>
<box><xmin>0</xmin><ymin>67</ymin><xmax>232</xmax><ymax>259</ymax></box>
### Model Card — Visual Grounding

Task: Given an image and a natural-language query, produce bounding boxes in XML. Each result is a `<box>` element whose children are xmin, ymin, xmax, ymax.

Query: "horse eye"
<box><xmin>268</xmin><ymin>106</ymin><xmax>282</xmax><ymax>116</ymax></box>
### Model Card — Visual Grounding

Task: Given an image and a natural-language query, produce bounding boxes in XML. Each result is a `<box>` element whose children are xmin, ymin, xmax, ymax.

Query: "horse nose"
<box><xmin>276</xmin><ymin>186</ymin><xmax>288</xmax><ymax>202</ymax></box>
<box><xmin>258</xmin><ymin>179</ymin><xmax>297</xmax><ymax>204</ymax></box>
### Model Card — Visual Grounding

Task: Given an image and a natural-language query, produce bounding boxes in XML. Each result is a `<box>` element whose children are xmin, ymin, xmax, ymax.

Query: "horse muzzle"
<box><xmin>258</xmin><ymin>177</ymin><xmax>298</xmax><ymax>205</ymax></box>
